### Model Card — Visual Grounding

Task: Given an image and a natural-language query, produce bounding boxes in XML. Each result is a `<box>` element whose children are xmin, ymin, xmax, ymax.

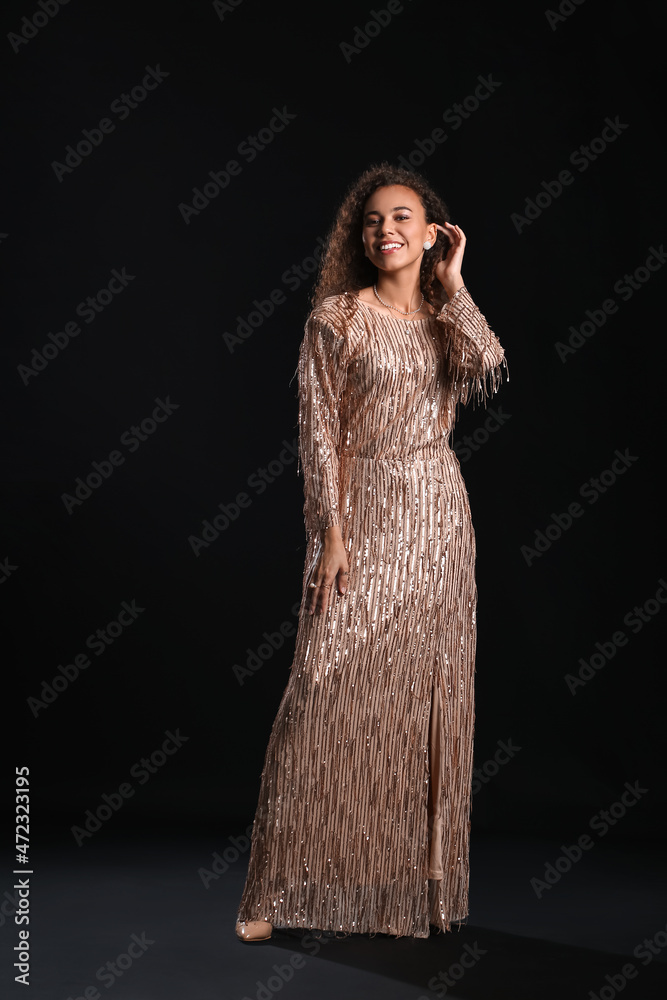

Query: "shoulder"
<box><xmin>305</xmin><ymin>292</ymin><xmax>366</xmax><ymax>356</ymax></box>
<box><xmin>308</xmin><ymin>291</ymin><xmax>362</xmax><ymax>328</ymax></box>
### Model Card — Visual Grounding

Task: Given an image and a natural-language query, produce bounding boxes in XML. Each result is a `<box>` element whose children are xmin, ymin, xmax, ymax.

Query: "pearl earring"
<box><xmin>423</xmin><ymin>241</ymin><xmax>432</xmax><ymax>250</ymax></box>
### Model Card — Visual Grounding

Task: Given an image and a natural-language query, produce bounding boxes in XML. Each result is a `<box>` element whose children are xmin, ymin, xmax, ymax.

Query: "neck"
<box><xmin>376</xmin><ymin>267</ymin><xmax>423</xmax><ymax>313</ymax></box>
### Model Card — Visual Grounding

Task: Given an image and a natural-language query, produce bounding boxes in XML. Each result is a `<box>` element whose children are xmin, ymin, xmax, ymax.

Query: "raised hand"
<box><xmin>433</xmin><ymin>222</ymin><xmax>466</xmax><ymax>298</ymax></box>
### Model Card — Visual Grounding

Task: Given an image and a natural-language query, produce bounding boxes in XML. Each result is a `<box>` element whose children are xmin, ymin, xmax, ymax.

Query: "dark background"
<box><xmin>3</xmin><ymin>0</ymin><xmax>665</xmax><ymax>860</ymax></box>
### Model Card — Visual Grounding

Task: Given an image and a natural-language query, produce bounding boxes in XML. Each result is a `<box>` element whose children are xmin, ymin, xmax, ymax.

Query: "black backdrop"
<box><xmin>3</xmin><ymin>0</ymin><xmax>665</xmax><ymax>856</ymax></box>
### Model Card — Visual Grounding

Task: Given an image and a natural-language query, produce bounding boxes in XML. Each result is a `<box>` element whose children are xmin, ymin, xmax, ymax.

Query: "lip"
<box><xmin>377</xmin><ymin>241</ymin><xmax>404</xmax><ymax>254</ymax></box>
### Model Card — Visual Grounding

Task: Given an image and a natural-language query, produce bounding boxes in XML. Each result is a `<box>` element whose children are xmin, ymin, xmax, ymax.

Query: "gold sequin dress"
<box><xmin>236</xmin><ymin>285</ymin><xmax>508</xmax><ymax>938</ymax></box>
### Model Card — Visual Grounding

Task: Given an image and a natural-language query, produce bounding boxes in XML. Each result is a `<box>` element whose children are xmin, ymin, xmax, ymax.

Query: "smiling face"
<box><xmin>361</xmin><ymin>184</ymin><xmax>436</xmax><ymax>271</ymax></box>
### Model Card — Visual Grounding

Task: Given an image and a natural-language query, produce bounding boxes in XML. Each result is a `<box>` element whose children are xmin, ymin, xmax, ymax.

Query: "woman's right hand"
<box><xmin>307</xmin><ymin>526</ymin><xmax>349</xmax><ymax>616</ymax></box>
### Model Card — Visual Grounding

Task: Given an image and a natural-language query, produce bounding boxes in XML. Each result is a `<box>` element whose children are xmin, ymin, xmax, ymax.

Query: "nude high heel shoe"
<box><xmin>235</xmin><ymin>919</ymin><xmax>273</xmax><ymax>941</ymax></box>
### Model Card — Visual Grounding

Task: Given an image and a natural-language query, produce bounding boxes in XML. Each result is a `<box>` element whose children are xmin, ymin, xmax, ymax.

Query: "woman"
<box><xmin>236</xmin><ymin>162</ymin><xmax>508</xmax><ymax>941</ymax></box>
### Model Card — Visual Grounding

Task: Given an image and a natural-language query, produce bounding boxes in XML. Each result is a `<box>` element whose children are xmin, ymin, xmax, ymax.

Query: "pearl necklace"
<box><xmin>373</xmin><ymin>284</ymin><xmax>424</xmax><ymax>322</ymax></box>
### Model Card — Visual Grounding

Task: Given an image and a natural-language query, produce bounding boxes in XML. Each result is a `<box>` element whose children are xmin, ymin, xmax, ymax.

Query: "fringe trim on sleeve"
<box><xmin>434</xmin><ymin>285</ymin><xmax>509</xmax><ymax>412</ymax></box>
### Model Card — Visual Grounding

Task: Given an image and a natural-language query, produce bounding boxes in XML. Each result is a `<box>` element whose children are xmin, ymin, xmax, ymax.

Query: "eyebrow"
<box><xmin>363</xmin><ymin>206</ymin><xmax>413</xmax><ymax>218</ymax></box>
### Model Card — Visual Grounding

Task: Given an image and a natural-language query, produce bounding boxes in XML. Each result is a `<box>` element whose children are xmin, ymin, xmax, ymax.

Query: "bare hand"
<box><xmin>308</xmin><ymin>534</ymin><xmax>349</xmax><ymax>615</ymax></box>
<box><xmin>434</xmin><ymin>222</ymin><xmax>466</xmax><ymax>295</ymax></box>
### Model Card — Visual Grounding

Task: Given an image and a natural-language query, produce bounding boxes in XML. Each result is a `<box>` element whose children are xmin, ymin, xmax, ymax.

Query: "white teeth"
<box><xmin>380</xmin><ymin>243</ymin><xmax>402</xmax><ymax>250</ymax></box>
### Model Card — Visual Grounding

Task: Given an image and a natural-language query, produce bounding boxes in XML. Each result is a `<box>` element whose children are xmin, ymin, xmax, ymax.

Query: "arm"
<box><xmin>435</xmin><ymin>285</ymin><xmax>508</xmax><ymax>408</ymax></box>
<box><xmin>297</xmin><ymin>312</ymin><xmax>348</xmax><ymax>537</ymax></box>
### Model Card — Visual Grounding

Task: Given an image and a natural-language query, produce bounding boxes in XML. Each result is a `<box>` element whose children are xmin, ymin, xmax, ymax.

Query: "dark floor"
<box><xmin>1</xmin><ymin>831</ymin><xmax>665</xmax><ymax>999</ymax></box>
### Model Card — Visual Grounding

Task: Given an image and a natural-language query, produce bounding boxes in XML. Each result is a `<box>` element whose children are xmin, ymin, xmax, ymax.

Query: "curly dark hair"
<box><xmin>309</xmin><ymin>162</ymin><xmax>452</xmax><ymax>330</ymax></box>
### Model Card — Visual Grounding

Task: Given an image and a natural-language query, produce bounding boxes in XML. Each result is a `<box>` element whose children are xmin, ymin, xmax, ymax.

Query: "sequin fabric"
<box><xmin>236</xmin><ymin>286</ymin><xmax>508</xmax><ymax>938</ymax></box>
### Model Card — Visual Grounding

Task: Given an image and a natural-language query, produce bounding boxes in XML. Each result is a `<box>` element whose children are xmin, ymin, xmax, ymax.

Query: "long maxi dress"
<box><xmin>236</xmin><ymin>285</ymin><xmax>508</xmax><ymax>938</ymax></box>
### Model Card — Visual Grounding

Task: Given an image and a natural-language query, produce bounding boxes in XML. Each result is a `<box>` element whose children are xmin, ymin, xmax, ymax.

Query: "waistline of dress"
<box><xmin>340</xmin><ymin>449</ymin><xmax>457</xmax><ymax>465</ymax></box>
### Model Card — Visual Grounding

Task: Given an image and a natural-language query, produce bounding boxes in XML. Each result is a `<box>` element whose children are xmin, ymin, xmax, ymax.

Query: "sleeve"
<box><xmin>296</xmin><ymin>312</ymin><xmax>349</xmax><ymax>535</ymax></box>
<box><xmin>435</xmin><ymin>285</ymin><xmax>509</xmax><ymax>408</ymax></box>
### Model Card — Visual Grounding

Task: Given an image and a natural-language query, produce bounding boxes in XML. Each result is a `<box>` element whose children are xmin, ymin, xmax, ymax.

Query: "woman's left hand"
<box><xmin>434</xmin><ymin>222</ymin><xmax>466</xmax><ymax>297</ymax></box>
